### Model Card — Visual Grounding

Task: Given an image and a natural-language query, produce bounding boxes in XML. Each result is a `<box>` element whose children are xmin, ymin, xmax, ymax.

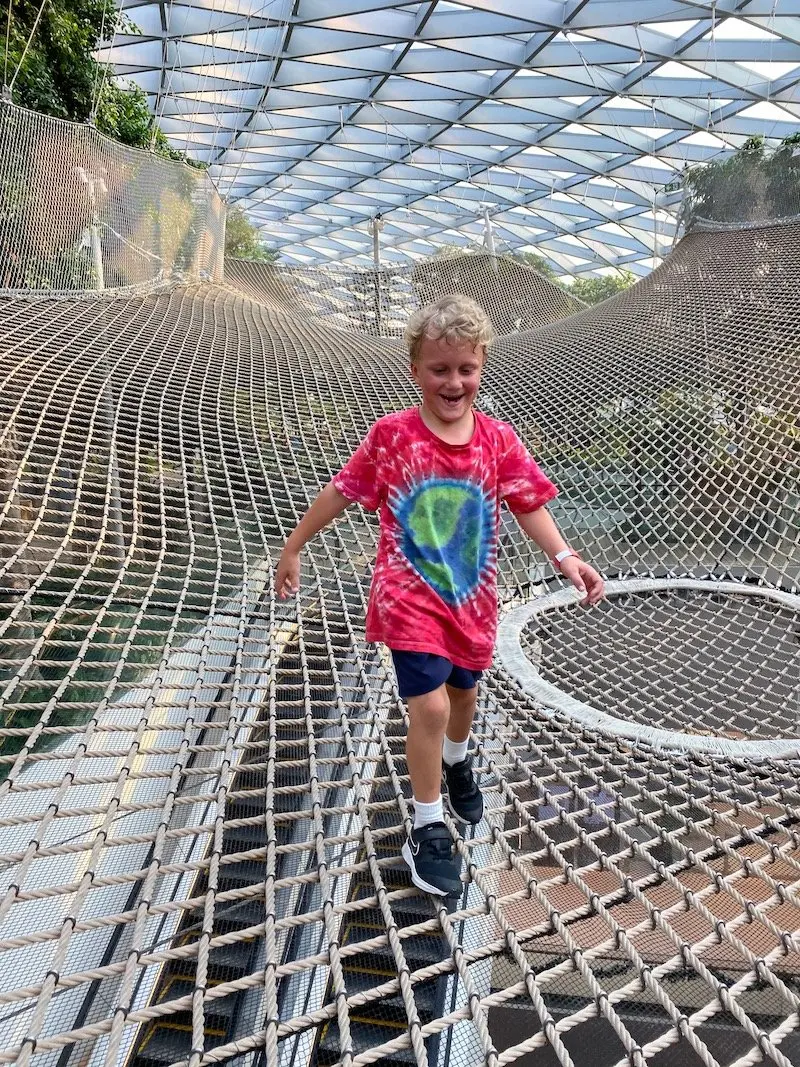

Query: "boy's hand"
<box><xmin>276</xmin><ymin>549</ymin><xmax>301</xmax><ymax>599</ymax></box>
<box><xmin>560</xmin><ymin>557</ymin><xmax>604</xmax><ymax>607</ymax></box>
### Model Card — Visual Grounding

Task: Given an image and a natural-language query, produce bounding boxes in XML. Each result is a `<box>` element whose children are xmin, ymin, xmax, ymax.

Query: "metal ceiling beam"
<box><xmin>111</xmin><ymin>0</ymin><xmax>799</xmax><ymax>273</ymax></box>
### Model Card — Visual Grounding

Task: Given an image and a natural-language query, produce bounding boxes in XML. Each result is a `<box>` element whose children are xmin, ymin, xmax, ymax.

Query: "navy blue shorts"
<box><xmin>390</xmin><ymin>650</ymin><xmax>483</xmax><ymax>699</ymax></box>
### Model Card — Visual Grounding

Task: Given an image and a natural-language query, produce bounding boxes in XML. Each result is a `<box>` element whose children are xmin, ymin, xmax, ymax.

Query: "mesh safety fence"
<box><xmin>0</xmin><ymin>166</ymin><xmax>798</xmax><ymax>1067</ymax></box>
<box><xmin>225</xmin><ymin>255</ymin><xmax>585</xmax><ymax>337</ymax></box>
<box><xmin>679</xmin><ymin>139</ymin><xmax>800</xmax><ymax>232</ymax></box>
<box><xmin>0</xmin><ymin>103</ymin><xmax>225</xmax><ymax>291</ymax></box>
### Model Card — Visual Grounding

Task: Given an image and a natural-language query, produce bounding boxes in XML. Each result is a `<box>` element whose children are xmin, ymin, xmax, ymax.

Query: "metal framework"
<box><xmin>100</xmin><ymin>1</ymin><xmax>800</xmax><ymax>272</ymax></box>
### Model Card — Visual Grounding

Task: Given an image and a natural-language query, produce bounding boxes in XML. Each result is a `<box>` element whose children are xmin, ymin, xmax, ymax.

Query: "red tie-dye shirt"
<box><xmin>332</xmin><ymin>407</ymin><xmax>557</xmax><ymax>670</ymax></box>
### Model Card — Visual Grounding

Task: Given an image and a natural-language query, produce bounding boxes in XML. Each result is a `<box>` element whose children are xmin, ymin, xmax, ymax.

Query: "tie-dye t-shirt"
<box><xmin>332</xmin><ymin>407</ymin><xmax>557</xmax><ymax>670</ymax></box>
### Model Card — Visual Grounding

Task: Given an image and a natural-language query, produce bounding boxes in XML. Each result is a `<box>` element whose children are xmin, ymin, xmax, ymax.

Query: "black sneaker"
<box><xmin>401</xmin><ymin>822</ymin><xmax>462</xmax><ymax>897</ymax></box>
<box><xmin>443</xmin><ymin>755</ymin><xmax>484</xmax><ymax>824</ymax></box>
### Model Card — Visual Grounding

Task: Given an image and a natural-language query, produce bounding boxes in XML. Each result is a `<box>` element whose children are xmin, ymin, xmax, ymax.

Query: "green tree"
<box><xmin>0</xmin><ymin>0</ymin><xmax>201</xmax><ymax>165</ymax></box>
<box><xmin>1</xmin><ymin>0</ymin><xmax>108</xmax><ymax>120</ymax></box>
<box><xmin>94</xmin><ymin>79</ymin><xmax>207</xmax><ymax>167</ymax></box>
<box><xmin>509</xmin><ymin>249</ymin><xmax>558</xmax><ymax>280</ymax></box>
<box><xmin>680</xmin><ymin>133</ymin><xmax>800</xmax><ymax>230</ymax></box>
<box><xmin>225</xmin><ymin>208</ymin><xmax>278</xmax><ymax>261</ymax></box>
<box><xmin>569</xmin><ymin>271</ymin><xmax>635</xmax><ymax>306</ymax></box>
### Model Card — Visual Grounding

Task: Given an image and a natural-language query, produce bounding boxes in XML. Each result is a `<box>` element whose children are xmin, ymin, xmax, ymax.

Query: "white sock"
<box><xmin>442</xmin><ymin>736</ymin><xmax>469</xmax><ymax>767</ymax></box>
<box><xmin>413</xmin><ymin>796</ymin><xmax>444</xmax><ymax>829</ymax></box>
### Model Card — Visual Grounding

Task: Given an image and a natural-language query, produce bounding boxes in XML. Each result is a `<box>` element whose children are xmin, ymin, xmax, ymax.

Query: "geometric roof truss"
<box><xmin>102</xmin><ymin>0</ymin><xmax>800</xmax><ymax>274</ymax></box>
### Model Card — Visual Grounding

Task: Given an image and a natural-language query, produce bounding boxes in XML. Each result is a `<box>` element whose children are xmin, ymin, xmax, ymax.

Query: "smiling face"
<box><xmin>411</xmin><ymin>334</ymin><xmax>485</xmax><ymax>432</ymax></box>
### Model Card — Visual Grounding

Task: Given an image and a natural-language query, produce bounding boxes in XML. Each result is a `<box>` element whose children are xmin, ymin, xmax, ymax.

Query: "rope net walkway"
<box><xmin>0</xmin><ymin>121</ymin><xmax>798</xmax><ymax>1066</ymax></box>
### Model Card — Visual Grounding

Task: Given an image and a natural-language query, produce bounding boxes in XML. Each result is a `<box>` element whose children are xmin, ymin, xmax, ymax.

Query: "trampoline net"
<box><xmin>0</xmin><ymin>101</ymin><xmax>797</xmax><ymax>1067</ymax></box>
<box><xmin>518</xmin><ymin>588</ymin><xmax>800</xmax><ymax>741</ymax></box>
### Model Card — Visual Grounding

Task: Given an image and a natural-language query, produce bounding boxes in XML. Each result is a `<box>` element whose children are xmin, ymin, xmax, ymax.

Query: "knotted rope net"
<box><xmin>0</xmin><ymin>102</ymin><xmax>225</xmax><ymax>291</ymax></box>
<box><xmin>225</xmin><ymin>255</ymin><xmax>584</xmax><ymax>337</ymax></box>
<box><xmin>0</xmin><ymin>102</ymin><xmax>797</xmax><ymax>1067</ymax></box>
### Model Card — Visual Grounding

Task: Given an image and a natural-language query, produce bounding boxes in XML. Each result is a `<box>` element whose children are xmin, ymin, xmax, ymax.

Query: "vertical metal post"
<box><xmin>483</xmin><ymin>208</ymin><xmax>497</xmax><ymax>271</ymax></box>
<box><xmin>652</xmin><ymin>194</ymin><xmax>660</xmax><ymax>268</ymax></box>
<box><xmin>78</xmin><ymin>168</ymin><xmax>125</xmax><ymax>554</ymax></box>
<box><xmin>87</xmin><ymin>175</ymin><xmax>106</xmax><ymax>291</ymax></box>
<box><xmin>372</xmin><ymin>216</ymin><xmax>383</xmax><ymax>337</ymax></box>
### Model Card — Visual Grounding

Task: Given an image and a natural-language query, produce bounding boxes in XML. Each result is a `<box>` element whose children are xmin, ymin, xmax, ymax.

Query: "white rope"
<box><xmin>221</xmin><ymin>0</ymin><xmax>293</xmax><ymax>205</ymax></box>
<box><xmin>7</xmin><ymin>0</ymin><xmax>45</xmax><ymax>91</ymax></box>
<box><xmin>89</xmin><ymin>0</ymin><xmax>114</xmax><ymax>122</ymax></box>
<box><xmin>0</xmin><ymin>93</ymin><xmax>798</xmax><ymax>1067</ymax></box>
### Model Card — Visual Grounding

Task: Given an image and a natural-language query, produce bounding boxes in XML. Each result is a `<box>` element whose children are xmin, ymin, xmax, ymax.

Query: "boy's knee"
<box><xmin>448</xmin><ymin>684</ymin><xmax>477</xmax><ymax>711</ymax></box>
<box><xmin>408</xmin><ymin>687</ymin><xmax>449</xmax><ymax>732</ymax></box>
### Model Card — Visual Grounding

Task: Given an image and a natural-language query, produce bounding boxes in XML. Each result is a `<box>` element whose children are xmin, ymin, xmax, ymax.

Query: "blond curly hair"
<box><xmin>405</xmin><ymin>294</ymin><xmax>495</xmax><ymax>363</ymax></box>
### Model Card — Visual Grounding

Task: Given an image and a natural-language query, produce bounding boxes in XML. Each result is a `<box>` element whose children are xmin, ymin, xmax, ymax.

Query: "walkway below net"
<box><xmin>0</xmin><ymin>224</ymin><xmax>798</xmax><ymax>1067</ymax></box>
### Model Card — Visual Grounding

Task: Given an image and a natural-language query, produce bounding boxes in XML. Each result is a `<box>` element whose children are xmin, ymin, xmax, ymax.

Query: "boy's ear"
<box><xmin>410</xmin><ymin>360</ymin><xmax>420</xmax><ymax>383</ymax></box>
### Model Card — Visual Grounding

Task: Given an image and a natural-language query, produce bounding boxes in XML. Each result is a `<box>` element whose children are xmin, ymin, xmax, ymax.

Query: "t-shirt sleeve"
<box><xmin>332</xmin><ymin>423</ymin><xmax>383</xmax><ymax>511</ymax></box>
<box><xmin>498</xmin><ymin>426</ymin><xmax>558</xmax><ymax>514</ymax></box>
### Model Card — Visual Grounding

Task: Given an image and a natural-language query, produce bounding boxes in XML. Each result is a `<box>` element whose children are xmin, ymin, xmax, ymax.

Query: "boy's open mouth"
<box><xmin>440</xmin><ymin>394</ymin><xmax>464</xmax><ymax>406</ymax></box>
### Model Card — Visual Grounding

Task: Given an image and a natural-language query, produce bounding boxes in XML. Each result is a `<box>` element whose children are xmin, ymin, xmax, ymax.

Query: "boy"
<box><xmin>276</xmin><ymin>295</ymin><xmax>604</xmax><ymax>897</ymax></box>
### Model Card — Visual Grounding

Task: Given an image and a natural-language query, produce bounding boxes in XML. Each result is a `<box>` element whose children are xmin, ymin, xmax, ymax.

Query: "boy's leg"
<box><xmin>406</xmin><ymin>684</ymin><xmax>450</xmax><ymax>803</ymax></box>
<box><xmin>442</xmin><ymin>674</ymin><xmax>484</xmax><ymax>824</ymax></box>
<box><xmin>403</xmin><ymin>684</ymin><xmax>462</xmax><ymax>896</ymax></box>
<box><xmin>443</xmin><ymin>682</ymin><xmax>478</xmax><ymax>753</ymax></box>
<box><xmin>392</xmin><ymin>651</ymin><xmax>462</xmax><ymax>897</ymax></box>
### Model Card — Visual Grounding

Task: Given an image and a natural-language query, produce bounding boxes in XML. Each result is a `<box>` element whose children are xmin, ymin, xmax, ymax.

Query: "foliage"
<box><xmin>680</xmin><ymin>133</ymin><xmax>800</xmax><ymax>230</ymax></box>
<box><xmin>0</xmin><ymin>0</ymin><xmax>109</xmax><ymax>121</ymax></box>
<box><xmin>509</xmin><ymin>249</ymin><xmax>558</xmax><ymax>280</ymax></box>
<box><xmin>94</xmin><ymin>80</ymin><xmax>207</xmax><ymax>168</ymax></box>
<box><xmin>569</xmin><ymin>271</ymin><xmax>635</xmax><ymax>305</ymax></box>
<box><xmin>1</xmin><ymin>0</ymin><xmax>203</xmax><ymax>167</ymax></box>
<box><xmin>23</xmin><ymin>246</ymin><xmax>95</xmax><ymax>289</ymax></box>
<box><xmin>0</xmin><ymin>2</ymin><xmax>216</xmax><ymax>289</ymax></box>
<box><xmin>93</xmin><ymin>79</ymin><xmax>154</xmax><ymax>148</ymax></box>
<box><xmin>225</xmin><ymin>208</ymin><xmax>278</xmax><ymax>261</ymax></box>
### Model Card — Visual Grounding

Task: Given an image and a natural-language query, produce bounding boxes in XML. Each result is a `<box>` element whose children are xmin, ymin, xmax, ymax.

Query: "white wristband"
<box><xmin>554</xmin><ymin>549</ymin><xmax>575</xmax><ymax>565</ymax></box>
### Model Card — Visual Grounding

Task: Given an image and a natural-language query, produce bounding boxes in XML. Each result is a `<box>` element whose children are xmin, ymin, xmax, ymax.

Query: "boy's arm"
<box><xmin>514</xmin><ymin>506</ymin><xmax>604</xmax><ymax>606</ymax></box>
<box><xmin>276</xmin><ymin>482</ymin><xmax>352</xmax><ymax>599</ymax></box>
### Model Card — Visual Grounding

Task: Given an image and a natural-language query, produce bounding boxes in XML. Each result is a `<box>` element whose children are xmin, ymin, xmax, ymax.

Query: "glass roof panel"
<box><xmin>104</xmin><ymin>0</ymin><xmax>800</xmax><ymax>274</ymax></box>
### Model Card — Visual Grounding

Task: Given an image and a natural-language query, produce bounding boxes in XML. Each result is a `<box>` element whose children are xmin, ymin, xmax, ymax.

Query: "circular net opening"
<box><xmin>519</xmin><ymin>588</ymin><xmax>800</xmax><ymax>741</ymax></box>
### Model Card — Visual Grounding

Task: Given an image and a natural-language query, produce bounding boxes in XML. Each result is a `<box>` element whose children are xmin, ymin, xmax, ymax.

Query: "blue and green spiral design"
<box><xmin>395</xmin><ymin>477</ymin><xmax>494</xmax><ymax>605</ymax></box>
